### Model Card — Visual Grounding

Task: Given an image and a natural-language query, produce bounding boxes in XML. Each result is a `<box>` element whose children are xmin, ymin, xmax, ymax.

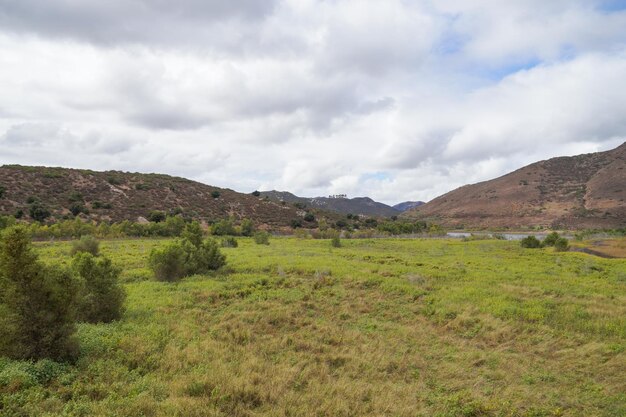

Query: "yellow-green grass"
<box><xmin>1</xmin><ymin>237</ymin><xmax>625</xmax><ymax>416</ymax></box>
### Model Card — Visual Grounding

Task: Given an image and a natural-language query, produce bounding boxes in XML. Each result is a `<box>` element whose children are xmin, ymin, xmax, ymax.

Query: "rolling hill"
<box><xmin>393</xmin><ymin>201</ymin><xmax>425</xmax><ymax>212</ymax></box>
<box><xmin>260</xmin><ymin>190</ymin><xmax>400</xmax><ymax>217</ymax></box>
<box><xmin>405</xmin><ymin>142</ymin><xmax>626</xmax><ymax>229</ymax></box>
<box><xmin>0</xmin><ymin>165</ymin><xmax>309</xmax><ymax>228</ymax></box>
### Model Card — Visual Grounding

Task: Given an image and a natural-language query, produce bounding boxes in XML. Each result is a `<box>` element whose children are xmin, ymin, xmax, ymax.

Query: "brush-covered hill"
<box><xmin>0</xmin><ymin>165</ymin><xmax>308</xmax><ymax>228</ymax></box>
<box><xmin>405</xmin><ymin>142</ymin><xmax>626</xmax><ymax>229</ymax></box>
<box><xmin>393</xmin><ymin>201</ymin><xmax>425</xmax><ymax>212</ymax></box>
<box><xmin>260</xmin><ymin>190</ymin><xmax>400</xmax><ymax>217</ymax></box>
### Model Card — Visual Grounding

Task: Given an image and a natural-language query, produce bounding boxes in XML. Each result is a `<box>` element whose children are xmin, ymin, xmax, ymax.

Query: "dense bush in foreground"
<box><xmin>149</xmin><ymin>223</ymin><xmax>226</xmax><ymax>281</ymax></box>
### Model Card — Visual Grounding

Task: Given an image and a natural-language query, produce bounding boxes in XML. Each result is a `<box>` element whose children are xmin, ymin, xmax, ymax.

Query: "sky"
<box><xmin>1</xmin><ymin>0</ymin><xmax>625</xmax><ymax>205</ymax></box>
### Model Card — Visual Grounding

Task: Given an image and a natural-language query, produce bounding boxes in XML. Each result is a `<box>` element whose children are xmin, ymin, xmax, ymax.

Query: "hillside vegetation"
<box><xmin>0</xmin><ymin>237</ymin><xmax>624</xmax><ymax>416</ymax></box>
<box><xmin>0</xmin><ymin>165</ymin><xmax>306</xmax><ymax>228</ymax></box>
<box><xmin>407</xmin><ymin>143</ymin><xmax>626</xmax><ymax>229</ymax></box>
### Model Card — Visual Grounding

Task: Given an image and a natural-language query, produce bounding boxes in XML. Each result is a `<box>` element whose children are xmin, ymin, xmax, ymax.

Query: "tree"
<box><xmin>520</xmin><ymin>236</ymin><xmax>542</xmax><ymax>248</ymax></box>
<box><xmin>70</xmin><ymin>235</ymin><xmax>100</xmax><ymax>256</ymax></box>
<box><xmin>240</xmin><ymin>219</ymin><xmax>255</xmax><ymax>236</ymax></box>
<box><xmin>148</xmin><ymin>210</ymin><xmax>166</xmax><ymax>223</ymax></box>
<box><xmin>251</xmin><ymin>191</ymin><xmax>261</xmax><ymax>197</ymax></box>
<box><xmin>253</xmin><ymin>231</ymin><xmax>270</xmax><ymax>245</ymax></box>
<box><xmin>543</xmin><ymin>232</ymin><xmax>560</xmax><ymax>247</ymax></box>
<box><xmin>304</xmin><ymin>213</ymin><xmax>315</xmax><ymax>222</ymax></box>
<box><xmin>73</xmin><ymin>253</ymin><xmax>126</xmax><ymax>323</ymax></box>
<box><xmin>0</xmin><ymin>226</ymin><xmax>79</xmax><ymax>361</ymax></box>
<box><xmin>211</xmin><ymin>219</ymin><xmax>236</xmax><ymax>236</ymax></box>
<box><xmin>149</xmin><ymin>242</ymin><xmax>188</xmax><ymax>282</ymax></box>
<box><xmin>182</xmin><ymin>221</ymin><xmax>204</xmax><ymax>247</ymax></box>
<box><xmin>29</xmin><ymin>200</ymin><xmax>51</xmax><ymax>222</ymax></box>
<box><xmin>554</xmin><ymin>237</ymin><xmax>570</xmax><ymax>252</ymax></box>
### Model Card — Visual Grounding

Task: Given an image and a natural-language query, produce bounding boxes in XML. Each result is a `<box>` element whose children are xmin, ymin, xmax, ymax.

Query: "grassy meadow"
<box><xmin>1</xmin><ymin>237</ymin><xmax>625</xmax><ymax>416</ymax></box>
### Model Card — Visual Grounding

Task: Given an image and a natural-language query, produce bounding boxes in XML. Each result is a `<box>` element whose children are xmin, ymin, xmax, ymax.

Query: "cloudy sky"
<box><xmin>1</xmin><ymin>0</ymin><xmax>625</xmax><ymax>204</ymax></box>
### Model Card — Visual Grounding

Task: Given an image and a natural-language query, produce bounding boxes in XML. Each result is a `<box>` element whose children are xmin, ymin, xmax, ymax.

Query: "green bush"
<box><xmin>0</xmin><ymin>226</ymin><xmax>79</xmax><ymax>361</ymax></box>
<box><xmin>304</xmin><ymin>213</ymin><xmax>315</xmax><ymax>222</ymax></box>
<box><xmin>149</xmin><ymin>232</ymin><xmax>226</xmax><ymax>282</ymax></box>
<box><xmin>0</xmin><ymin>216</ymin><xmax>16</xmax><ymax>230</ymax></box>
<box><xmin>554</xmin><ymin>237</ymin><xmax>570</xmax><ymax>252</ymax></box>
<box><xmin>543</xmin><ymin>232</ymin><xmax>560</xmax><ymax>247</ymax></box>
<box><xmin>0</xmin><ymin>186</ymin><xmax>5</xmax><ymax>199</ymax></box>
<box><xmin>290</xmin><ymin>219</ymin><xmax>303</xmax><ymax>228</ymax></box>
<box><xmin>70</xmin><ymin>235</ymin><xmax>100</xmax><ymax>256</ymax></box>
<box><xmin>254</xmin><ymin>231</ymin><xmax>270</xmax><ymax>245</ymax></box>
<box><xmin>212</xmin><ymin>219</ymin><xmax>236</xmax><ymax>236</ymax></box>
<box><xmin>148</xmin><ymin>210</ymin><xmax>166</xmax><ymax>223</ymax></box>
<box><xmin>149</xmin><ymin>242</ymin><xmax>188</xmax><ymax>282</ymax></box>
<box><xmin>28</xmin><ymin>200</ymin><xmax>51</xmax><ymax>223</ymax></box>
<box><xmin>252</xmin><ymin>190</ymin><xmax>261</xmax><ymax>197</ymax></box>
<box><xmin>520</xmin><ymin>236</ymin><xmax>542</xmax><ymax>248</ymax></box>
<box><xmin>331</xmin><ymin>236</ymin><xmax>341</xmax><ymax>248</ymax></box>
<box><xmin>73</xmin><ymin>253</ymin><xmax>126</xmax><ymax>323</ymax></box>
<box><xmin>241</xmin><ymin>219</ymin><xmax>255</xmax><ymax>237</ymax></box>
<box><xmin>182</xmin><ymin>221</ymin><xmax>204</xmax><ymax>247</ymax></box>
<box><xmin>211</xmin><ymin>190</ymin><xmax>221</xmax><ymax>199</ymax></box>
<box><xmin>221</xmin><ymin>237</ymin><xmax>238</xmax><ymax>248</ymax></box>
<box><xmin>69</xmin><ymin>203</ymin><xmax>89</xmax><ymax>216</ymax></box>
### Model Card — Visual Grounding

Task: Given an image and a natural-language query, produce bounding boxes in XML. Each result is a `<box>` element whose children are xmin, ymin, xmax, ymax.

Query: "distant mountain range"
<box><xmin>392</xmin><ymin>201</ymin><xmax>425</xmax><ymax>212</ymax></box>
<box><xmin>405</xmin><ymin>142</ymin><xmax>626</xmax><ymax>229</ymax></box>
<box><xmin>260</xmin><ymin>191</ymin><xmax>407</xmax><ymax>217</ymax></box>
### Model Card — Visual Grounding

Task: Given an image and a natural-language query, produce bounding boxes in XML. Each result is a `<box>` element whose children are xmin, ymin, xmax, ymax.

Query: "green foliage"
<box><xmin>211</xmin><ymin>219</ymin><xmax>236</xmax><ymax>236</ymax></box>
<box><xmin>290</xmin><ymin>219</ymin><xmax>303</xmax><ymax>229</ymax></box>
<box><xmin>554</xmin><ymin>237</ymin><xmax>570</xmax><ymax>252</ymax></box>
<box><xmin>69</xmin><ymin>203</ymin><xmax>89</xmax><ymax>216</ymax></box>
<box><xmin>0</xmin><ymin>185</ymin><xmax>5</xmax><ymax>199</ymax></box>
<box><xmin>28</xmin><ymin>199</ymin><xmax>51</xmax><ymax>223</ymax></box>
<box><xmin>543</xmin><ymin>232</ymin><xmax>560</xmax><ymax>247</ymax></box>
<box><xmin>304</xmin><ymin>213</ymin><xmax>315</xmax><ymax>222</ymax></box>
<box><xmin>67</xmin><ymin>191</ymin><xmax>83</xmax><ymax>203</ymax></box>
<box><xmin>149</xmin><ymin>242</ymin><xmax>188</xmax><ymax>282</ymax></box>
<box><xmin>70</xmin><ymin>235</ymin><xmax>100</xmax><ymax>256</ymax></box>
<box><xmin>72</xmin><ymin>253</ymin><xmax>126</xmax><ymax>323</ymax></box>
<box><xmin>106</xmin><ymin>176</ymin><xmax>122</xmax><ymax>185</ymax></box>
<box><xmin>221</xmin><ymin>236</ymin><xmax>239</xmax><ymax>248</ymax></box>
<box><xmin>148</xmin><ymin>210</ymin><xmax>166</xmax><ymax>223</ymax></box>
<box><xmin>253</xmin><ymin>231</ymin><xmax>270</xmax><ymax>245</ymax></box>
<box><xmin>331</xmin><ymin>236</ymin><xmax>341</xmax><ymax>248</ymax></box>
<box><xmin>0</xmin><ymin>226</ymin><xmax>78</xmax><ymax>361</ymax></box>
<box><xmin>0</xmin><ymin>216</ymin><xmax>16</xmax><ymax>230</ymax></box>
<box><xmin>149</xmin><ymin>231</ymin><xmax>226</xmax><ymax>282</ymax></box>
<box><xmin>134</xmin><ymin>183</ymin><xmax>149</xmax><ymax>191</ymax></box>
<box><xmin>378</xmin><ymin>220</ymin><xmax>427</xmax><ymax>235</ymax></box>
<box><xmin>252</xmin><ymin>190</ymin><xmax>261</xmax><ymax>197</ymax></box>
<box><xmin>14</xmin><ymin>209</ymin><xmax>24</xmax><ymax>219</ymax></box>
<box><xmin>181</xmin><ymin>221</ymin><xmax>204</xmax><ymax>247</ymax></box>
<box><xmin>335</xmin><ymin>219</ymin><xmax>348</xmax><ymax>229</ymax></box>
<box><xmin>241</xmin><ymin>219</ymin><xmax>255</xmax><ymax>237</ymax></box>
<box><xmin>92</xmin><ymin>201</ymin><xmax>112</xmax><ymax>209</ymax></box>
<box><xmin>521</xmin><ymin>235</ymin><xmax>543</xmax><ymax>248</ymax></box>
<box><xmin>211</xmin><ymin>190</ymin><xmax>221</xmax><ymax>199</ymax></box>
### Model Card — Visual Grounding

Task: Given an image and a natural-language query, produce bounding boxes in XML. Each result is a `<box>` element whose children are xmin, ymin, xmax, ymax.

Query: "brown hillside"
<box><xmin>405</xmin><ymin>143</ymin><xmax>626</xmax><ymax>229</ymax></box>
<box><xmin>0</xmin><ymin>165</ymin><xmax>305</xmax><ymax>227</ymax></box>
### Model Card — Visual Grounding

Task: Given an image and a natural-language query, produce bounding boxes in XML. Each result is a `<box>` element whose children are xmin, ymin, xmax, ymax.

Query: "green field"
<box><xmin>2</xmin><ymin>237</ymin><xmax>625</xmax><ymax>416</ymax></box>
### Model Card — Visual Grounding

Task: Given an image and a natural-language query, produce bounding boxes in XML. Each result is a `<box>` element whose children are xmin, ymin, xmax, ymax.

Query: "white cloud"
<box><xmin>0</xmin><ymin>1</ymin><xmax>625</xmax><ymax>205</ymax></box>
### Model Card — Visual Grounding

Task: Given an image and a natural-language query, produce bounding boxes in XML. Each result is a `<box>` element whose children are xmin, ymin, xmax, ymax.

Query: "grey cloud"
<box><xmin>0</xmin><ymin>0</ymin><xmax>277</xmax><ymax>47</ymax></box>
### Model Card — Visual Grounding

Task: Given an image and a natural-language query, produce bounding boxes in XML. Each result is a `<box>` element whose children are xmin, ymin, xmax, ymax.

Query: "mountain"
<box><xmin>0</xmin><ymin>165</ymin><xmax>309</xmax><ymax>228</ymax></box>
<box><xmin>260</xmin><ymin>191</ymin><xmax>400</xmax><ymax>217</ymax></box>
<box><xmin>393</xmin><ymin>201</ymin><xmax>425</xmax><ymax>212</ymax></box>
<box><xmin>404</xmin><ymin>143</ymin><xmax>626</xmax><ymax>229</ymax></box>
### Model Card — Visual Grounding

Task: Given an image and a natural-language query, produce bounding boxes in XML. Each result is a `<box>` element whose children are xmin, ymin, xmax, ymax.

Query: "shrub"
<box><xmin>331</xmin><ymin>236</ymin><xmax>341</xmax><ymax>248</ymax></box>
<box><xmin>72</xmin><ymin>253</ymin><xmax>126</xmax><ymax>323</ymax></box>
<box><xmin>0</xmin><ymin>186</ymin><xmax>5</xmax><ymax>199</ymax></box>
<box><xmin>211</xmin><ymin>191</ymin><xmax>221</xmax><ymax>199</ymax></box>
<box><xmin>70</xmin><ymin>203</ymin><xmax>88</xmax><ymax>216</ymax></box>
<box><xmin>0</xmin><ymin>226</ymin><xmax>79</xmax><ymax>361</ymax></box>
<box><xmin>335</xmin><ymin>219</ymin><xmax>348</xmax><ymax>229</ymax></box>
<box><xmin>290</xmin><ymin>219</ymin><xmax>303</xmax><ymax>229</ymax></box>
<box><xmin>148</xmin><ymin>210</ymin><xmax>166</xmax><ymax>223</ymax></box>
<box><xmin>0</xmin><ymin>216</ymin><xmax>16</xmax><ymax>230</ymax></box>
<box><xmin>182</xmin><ymin>221</ymin><xmax>204</xmax><ymax>247</ymax></box>
<box><xmin>304</xmin><ymin>213</ymin><xmax>315</xmax><ymax>222</ymax></box>
<box><xmin>212</xmin><ymin>219</ymin><xmax>236</xmax><ymax>236</ymax></box>
<box><xmin>29</xmin><ymin>200</ymin><xmax>51</xmax><ymax>223</ymax></box>
<box><xmin>520</xmin><ymin>236</ymin><xmax>542</xmax><ymax>248</ymax></box>
<box><xmin>543</xmin><ymin>232</ymin><xmax>560</xmax><ymax>247</ymax></box>
<box><xmin>254</xmin><ymin>231</ymin><xmax>270</xmax><ymax>245</ymax></box>
<box><xmin>14</xmin><ymin>209</ymin><xmax>23</xmax><ymax>219</ymax></box>
<box><xmin>134</xmin><ymin>183</ymin><xmax>149</xmax><ymax>191</ymax></box>
<box><xmin>252</xmin><ymin>190</ymin><xmax>261</xmax><ymax>197</ymax></box>
<box><xmin>554</xmin><ymin>237</ymin><xmax>570</xmax><ymax>252</ymax></box>
<box><xmin>221</xmin><ymin>237</ymin><xmax>238</xmax><ymax>248</ymax></box>
<box><xmin>149</xmin><ymin>234</ymin><xmax>226</xmax><ymax>282</ymax></box>
<box><xmin>67</xmin><ymin>191</ymin><xmax>83</xmax><ymax>203</ymax></box>
<box><xmin>70</xmin><ymin>235</ymin><xmax>100</xmax><ymax>256</ymax></box>
<box><xmin>241</xmin><ymin>219</ymin><xmax>255</xmax><ymax>237</ymax></box>
<box><xmin>149</xmin><ymin>242</ymin><xmax>188</xmax><ymax>282</ymax></box>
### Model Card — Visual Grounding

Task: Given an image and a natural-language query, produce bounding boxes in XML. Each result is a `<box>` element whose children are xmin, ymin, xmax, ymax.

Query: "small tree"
<box><xmin>29</xmin><ymin>200</ymin><xmax>51</xmax><ymax>222</ymax></box>
<box><xmin>554</xmin><ymin>237</ymin><xmax>570</xmax><ymax>252</ymax></box>
<box><xmin>211</xmin><ymin>191</ymin><xmax>221</xmax><ymax>199</ymax></box>
<box><xmin>148</xmin><ymin>210</ymin><xmax>166</xmax><ymax>223</ymax></box>
<box><xmin>73</xmin><ymin>253</ymin><xmax>126</xmax><ymax>323</ymax></box>
<box><xmin>520</xmin><ymin>236</ymin><xmax>542</xmax><ymax>248</ymax></box>
<box><xmin>0</xmin><ymin>226</ymin><xmax>79</xmax><ymax>361</ymax></box>
<box><xmin>149</xmin><ymin>242</ymin><xmax>187</xmax><ymax>282</ymax></box>
<box><xmin>182</xmin><ymin>221</ymin><xmax>204</xmax><ymax>247</ymax></box>
<box><xmin>331</xmin><ymin>236</ymin><xmax>341</xmax><ymax>248</ymax></box>
<box><xmin>253</xmin><ymin>231</ymin><xmax>270</xmax><ymax>245</ymax></box>
<box><xmin>70</xmin><ymin>235</ymin><xmax>100</xmax><ymax>256</ymax></box>
<box><xmin>241</xmin><ymin>219</ymin><xmax>255</xmax><ymax>237</ymax></box>
<box><xmin>211</xmin><ymin>219</ymin><xmax>236</xmax><ymax>236</ymax></box>
<box><xmin>304</xmin><ymin>213</ymin><xmax>315</xmax><ymax>222</ymax></box>
<box><xmin>543</xmin><ymin>232</ymin><xmax>560</xmax><ymax>247</ymax></box>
